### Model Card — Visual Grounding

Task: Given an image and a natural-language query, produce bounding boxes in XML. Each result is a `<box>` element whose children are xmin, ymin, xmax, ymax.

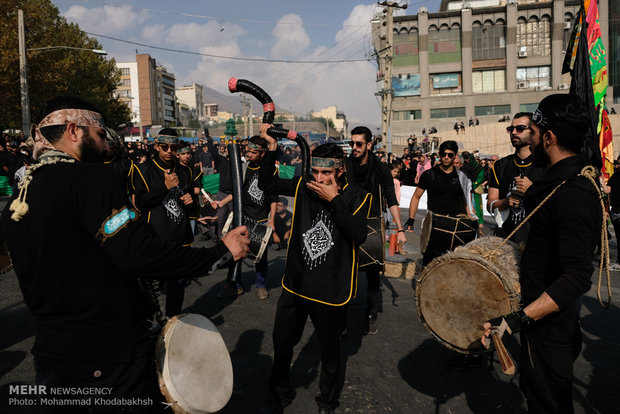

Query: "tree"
<box><xmin>0</xmin><ymin>0</ymin><xmax>131</xmax><ymax>132</ymax></box>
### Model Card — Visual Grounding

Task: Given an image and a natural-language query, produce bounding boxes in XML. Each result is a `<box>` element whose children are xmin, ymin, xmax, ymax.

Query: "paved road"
<box><xmin>1</xmin><ymin>209</ymin><xmax>619</xmax><ymax>413</ymax></box>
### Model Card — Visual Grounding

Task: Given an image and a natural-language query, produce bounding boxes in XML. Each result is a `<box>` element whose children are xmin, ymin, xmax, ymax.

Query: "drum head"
<box><xmin>157</xmin><ymin>314</ymin><xmax>233</xmax><ymax>413</ymax></box>
<box><xmin>416</xmin><ymin>253</ymin><xmax>519</xmax><ymax>354</ymax></box>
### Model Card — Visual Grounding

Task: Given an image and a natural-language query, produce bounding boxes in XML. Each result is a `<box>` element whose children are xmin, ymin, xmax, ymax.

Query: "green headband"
<box><xmin>158</xmin><ymin>135</ymin><xmax>179</xmax><ymax>144</ymax></box>
<box><xmin>311</xmin><ymin>157</ymin><xmax>343</xmax><ymax>169</ymax></box>
<box><xmin>247</xmin><ymin>142</ymin><xmax>267</xmax><ymax>151</ymax></box>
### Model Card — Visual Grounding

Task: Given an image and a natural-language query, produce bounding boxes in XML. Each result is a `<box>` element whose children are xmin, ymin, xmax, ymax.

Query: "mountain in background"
<box><xmin>202</xmin><ymin>85</ymin><xmax>291</xmax><ymax>115</ymax></box>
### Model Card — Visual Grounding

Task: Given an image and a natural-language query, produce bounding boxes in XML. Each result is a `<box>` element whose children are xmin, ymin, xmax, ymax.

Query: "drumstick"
<box><xmin>201</xmin><ymin>188</ymin><xmax>214</xmax><ymax>204</ymax></box>
<box><xmin>491</xmin><ymin>332</ymin><xmax>516</xmax><ymax>375</ymax></box>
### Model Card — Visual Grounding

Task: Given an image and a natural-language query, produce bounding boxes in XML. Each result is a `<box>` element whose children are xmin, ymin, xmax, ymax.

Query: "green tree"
<box><xmin>0</xmin><ymin>0</ymin><xmax>131</xmax><ymax>131</ymax></box>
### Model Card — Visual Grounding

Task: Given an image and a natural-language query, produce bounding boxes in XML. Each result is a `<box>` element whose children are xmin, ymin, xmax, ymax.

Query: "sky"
<box><xmin>53</xmin><ymin>0</ymin><xmax>443</xmax><ymax>124</ymax></box>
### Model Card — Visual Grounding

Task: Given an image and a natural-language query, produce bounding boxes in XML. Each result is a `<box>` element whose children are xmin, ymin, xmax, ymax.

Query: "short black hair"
<box><xmin>249</xmin><ymin>135</ymin><xmax>268</xmax><ymax>150</ymax></box>
<box><xmin>439</xmin><ymin>140</ymin><xmax>458</xmax><ymax>154</ymax></box>
<box><xmin>312</xmin><ymin>142</ymin><xmax>343</xmax><ymax>159</ymax></box>
<box><xmin>38</xmin><ymin>96</ymin><xmax>102</xmax><ymax>144</ymax></box>
<box><xmin>513</xmin><ymin>112</ymin><xmax>533</xmax><ymax>121</ymax></box>
<box><xmin>158</xmin><ymin>128</ymin><xmax>178</xmax><ymax>137</ymax></box>
<box><xmin>278</xmin><ymin>196</ymin><xmax>288</xmax><ymax>206</ymax></box>
<box><xmin>536</xmin><ymin>94</ymin><xmax>591</xmax><ymax>154</ymax></box>
<box><xmin>350</xmin><ymin>126</ymin><xmax>373</xmax><ymax>143</ymax></box>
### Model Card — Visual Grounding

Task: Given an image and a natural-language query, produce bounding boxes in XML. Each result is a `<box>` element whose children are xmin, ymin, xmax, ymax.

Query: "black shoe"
<box><xmin>318</xmin><ymin>408</ymin><xmax>335</xmax><ymax>414</ymax></box>
<box><xmin>365</xmin><ymin>314</ymin><xmax>378</xmax><ymax>335</ymax></box>
<box><xmin>260</xmin><ymin>389</ymin><xmax>296</xmax><ymax>414</ymax></box>
<box><xmin>446</xmin><ymin>353</ymin><xmax>483</xmax><ymax>370</ymax></box>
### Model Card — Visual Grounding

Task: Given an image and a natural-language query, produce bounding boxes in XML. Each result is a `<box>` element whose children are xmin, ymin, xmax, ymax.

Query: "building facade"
<box><xmin>176</xmin><ymin>83</ymin><xmax>206</xmax><ymax>121</ymax></box>
<box><xmin>115</xmin><ymin>54</ymin><xmax>176</xmax><ymax>129</ymax></box>
<box><xmin>311</xmin><ymin>106</ymin><xmax>349</xmax><ymax>137</ymax></box>
<box><xmin>372</xmin><ymin>0</ymin><xmax>613</xmax><ymax>138</ymax></box>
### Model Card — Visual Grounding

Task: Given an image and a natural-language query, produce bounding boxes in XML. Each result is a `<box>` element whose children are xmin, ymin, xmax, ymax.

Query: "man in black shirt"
<box><xmin>1</xmin><ymin>96</ymin><xmax>249</xmax><ymax>412</ymax></box>
<box><xmin>272</xmin><ymin>196</ymin><xmax>292</xmax><ymax>250</ymax></box>
<box><xmin>259</xmin><ymin>125</ymin><xmax>370</xmax><ymax>414</ymax></box>
<box><xmin>487</xmin><ymin>112</ymin><xmax>544</xmax><ymax>243</ymax></box>
<box><xmin>344</xmin><ymin>126</ymin><xmax>406</xmax><ymax>334</ymax></box>
<box><xmin>217</xmin><ymin>136</ymin><xmax>277</xmax><ymax>300</ymax></box>
<box><xmin>132</xmin><ymin>129</ymin><xmax>196</xmax><ymax>317</ymax></box>
<box><xmin>406</xmin><ymin>140</ymin><xmax>472</xmax><ymax>265</ymax></box>
<box><xmin>483</xmin><ymin>94</ymin><xmax>602</xmax><ymax>414</ymax></box>
<box><xmin>199</xmin><ymin>144</ymin><xmax>214</xmax><ymax>175</ymax></box>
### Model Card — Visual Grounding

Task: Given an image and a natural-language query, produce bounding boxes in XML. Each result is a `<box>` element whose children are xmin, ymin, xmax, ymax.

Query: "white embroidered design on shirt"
<box><xmin>302</xmin><ymin>211</ymin><xmax>334</xmax><ymax>269</ymax></box>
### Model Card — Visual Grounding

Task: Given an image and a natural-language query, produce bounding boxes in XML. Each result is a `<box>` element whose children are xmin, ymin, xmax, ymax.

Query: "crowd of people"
<box><xmin>0</xmin><ymin>91</ymin><xmax>611</xmax><ymax>414</ymax></box>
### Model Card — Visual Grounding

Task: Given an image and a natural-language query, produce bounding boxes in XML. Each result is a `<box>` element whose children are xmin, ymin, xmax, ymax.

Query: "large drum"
<box><xmin>420</xmin><ymin>211</ymin><xmax>478</xmax><ymax>254</ymax></box>
<box><xmin>358</xmin><ymin>216</ymin><xmax>385</xmax><ymax>271</ymax></box>
<box><xmin>416</xmin><ymin>236</ymin><xmax>521</xmax><ymax>354</ymax></box>
<box><xmin>156</xmin><ymin>314</ymin><xmax>234</xmax><ymax>413</ymax></box>
<box><xmin>222</xmin><ymin>213</ymin><xmax>273</xmax><ymax>264</ymax></box>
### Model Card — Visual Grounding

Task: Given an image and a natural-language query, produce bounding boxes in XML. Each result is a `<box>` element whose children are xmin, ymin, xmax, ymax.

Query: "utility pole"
<box><xmin>240</xmin><ymin>94</ymin><xmax>249</xmax><ymax>138</ymax></box>
<box><xmin>249</xmin><ymin>97</ymin><xmax>253</xmax><ymax>137</ymax></box>
<box><xmin>376</xmin><ymin>1</ymin><xmax>407</xmax><ymax>154</ymax></box>
<box><xmin>18</xmin><ymin>9</ymin><xmax>31</xmax><ymax>136</ymax></box>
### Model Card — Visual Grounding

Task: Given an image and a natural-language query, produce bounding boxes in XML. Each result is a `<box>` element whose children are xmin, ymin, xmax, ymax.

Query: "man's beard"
<box><xmin>531</xmin><ymin>142</ymin><xmax>549</xmax><ymax>167</ymax></box>
<box><xmin>80</xmin><ymin>133</ymin><xmax>105</xmax><ymax>163</ymax></box>
<box><xmin>511</xmin><ymin>138</ymin><xmax>529</xmax><ymax>149</ymax></box>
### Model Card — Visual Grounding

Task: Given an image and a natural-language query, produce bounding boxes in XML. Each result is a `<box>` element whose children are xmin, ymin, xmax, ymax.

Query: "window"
<box><xmin>430</xmin><ymin>73</ymin><xmax>462</xmax><ymax>95</ymax></box>
<box><xmin>165</xmin><ymin>109</ymin><xmax>174</xmax><ymax>117</ymax></box>
<box><xmin>394</xmin><ymin>28</ymin><xmax>419</xmax><ymax>66</ymax></box>
<box><xmin>120</xmin><ymin>67</ymin><xmax>130</xmax><ymax>76</ymax></box>
<box><xmin>562</xmin><ymin>13</ymin><xmax>574</xmax><ymax>52</ymax></box>
<box><xmin>118</xmin><ymin>78</ymin><xmax>131</xmax><ymax>86</ymax></box>
<box><xmin>164</xmin><ymin>98</ymin><xmax>174</xmax><ymax>107</ymax></box>
<box><xmin>475</xmin><ymin>105</ymin><xmax>511</xmax><ymax>116</ymax></box>
<box><xmin>393</xmin><ymin>110</ymin><xmax>422</xmax><ymax>120</ymax></box>
<box><xmin>472</xmin><ymin>69</ymin><xmax>506</xmax><ymax>93</ymax></box>
<box><xmin>520</xmin><ymin>103</ymin><xmax>538</xmax><ymax>112</ymax></box>
<box><xmin>430</xmin><ymin>107</ymin><xmax>465</xmax><ymax>119</ymax></box>
<box><xmin>517</xmin><ymin>16</ymin><xmax>551</xmax><ymax>57</ymax></box>
<box><xmin>472</xmin><ymin>20</ymin><xmax>506</xmax><ymax>61</ymax></box>
<box><xmin>516</xmin><ymin>66</ymin><xmax>551</xmax><ymax>89</ymax></box>
<box><xmin>428</xmin><ymin>24</ymin><xmax>461</xmax><ymax>64</ymax></box>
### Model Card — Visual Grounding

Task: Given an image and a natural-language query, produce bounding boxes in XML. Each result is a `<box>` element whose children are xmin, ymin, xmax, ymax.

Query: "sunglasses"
<box><xmin>439</xmin><ymin>151</ymin><xmax>455</xmax><ymax>159</ymax></box>
<box><xmin>506</xmin><ymin>125</ymin><xmax>530</xmax><ymax>133</ymax></box>
<box><xmin>349</xmin><ymin>140</ymin><xmax>366</xmax><ymax>148</ymax></box>
<box><xmin>159</xmin><ymin>144</ymin><xmax>178</xmax><ymax>152</ymax></box>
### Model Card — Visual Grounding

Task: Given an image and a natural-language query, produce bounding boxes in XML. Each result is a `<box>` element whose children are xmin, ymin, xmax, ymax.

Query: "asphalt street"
<box><xmin>1</xmin><ymin>208</ymin><xmax>619</xmax><ymax>414</ymax></box>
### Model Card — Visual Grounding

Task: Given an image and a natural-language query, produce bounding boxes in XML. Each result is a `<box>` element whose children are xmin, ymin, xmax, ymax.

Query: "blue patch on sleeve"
<box><xmin>103</xmin><ymin>208</ymin><xmax>136</xmax><ymax>235</ymax></box>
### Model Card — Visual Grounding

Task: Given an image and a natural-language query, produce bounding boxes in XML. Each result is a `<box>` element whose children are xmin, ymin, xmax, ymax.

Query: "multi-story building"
<box><xmin>176</xmin><ymin>83</ymin><xmax>206</xmax><ymax>120</ymax></box>
<box><xmin>611</xmin><ymin>0</ymin><xmax>620</xmax><ymax>104</ymax></box>
<box><xmin>115</xmin><ymin>54</ymin><xmax>176</xmax><ymax>129</ymax></box>
<box><xmin>311</xmin><ymin>106</ymin><xmax>349</xmax><ymax>137</ymax></box>
<box><xmin>371</xmin><ymin>0</ymin><xmax>613</xmax><ymax>139</ymax></box>
<box><xmin>204</xmin><ymin>103</ymin><xmax>219</xmax><ymax>120</ymax></box>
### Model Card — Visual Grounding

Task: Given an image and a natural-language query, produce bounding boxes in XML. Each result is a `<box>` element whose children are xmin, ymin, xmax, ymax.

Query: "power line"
<box><xmin>85</xmin><ymin>31</ymin><xmax>369</xmax><ymax>64</ymax></box>
<box><xmin>142</xmin><ymin>8</ymin><xmax>369</xmax><ymax>28</ymax></box>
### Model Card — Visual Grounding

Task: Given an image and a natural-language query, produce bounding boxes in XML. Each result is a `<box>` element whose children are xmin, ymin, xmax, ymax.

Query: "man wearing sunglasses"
<box><xmin>343</xmin><ymin>126</ymin><xmax>406</xmax><ymax>335</ymax></box>
<box><xmin>483</xmin><ymin>94</ymin><xmax>602</xmax><ymax>414</ymax></box>
<box><xmin>406</xmin><ymin>140</ymin><xmax>474</xmax><ymax>265</ymax></box>
<box><xmin>133</xmin><ymin>128</ymin><xmax>196</xmax><ymax>317</ymax></box>
<box><xmin>487</xmin><ymin>113</ymin><xmax>543</xmax><ymax>243</ymax></box>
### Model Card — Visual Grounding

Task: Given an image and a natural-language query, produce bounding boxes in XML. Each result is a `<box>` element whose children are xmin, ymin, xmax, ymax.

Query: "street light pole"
<box><xmin>18</xmin><ymin>9</ymin><xmax>30</xmax><ymax>136</ymax></box>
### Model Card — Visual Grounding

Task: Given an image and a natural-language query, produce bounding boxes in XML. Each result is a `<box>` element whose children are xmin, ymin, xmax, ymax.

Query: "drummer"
<box><xmin>1</xmin><ymin>96</ymin><xmax>250</xmax><ymax>411</ymax></box>
<box><xmin>405</xmin><ymin>140</ymin><xmax>473</xmax><ymax>265</ymax></box>
<box><xmin>258</xmin><ymin>124</ymin><xmax>371</xmax><ymax>414</ymax></box>
<box><xmin>483</xmin><ymin>94</ymin><xmax>602</xmax><ymax>413</ymax></box>
<box><xmin>216</xmin><ymin>136</ymin><xmax>278</xmax><ymax>300</ymax></box>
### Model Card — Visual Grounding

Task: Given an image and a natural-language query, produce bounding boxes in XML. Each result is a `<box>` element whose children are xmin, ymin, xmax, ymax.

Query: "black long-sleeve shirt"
<box><xmin>1</xmin><ymin>161</ymin><xmax>230</xmax><ymax>366</ymax></box>
<box><xmin>520</xmin><ymin>155</ymin><xmax>601</xmax><ymax>328</ymax></box>
<box><xmin>345</xmin><ymin>152</ymin><xmax>398</xmax><ymax>216</ymax></box>
<box><xmin>259</xmin><ymin>151</ymin><xmax>370</xmax><ymax>305</ymax></box>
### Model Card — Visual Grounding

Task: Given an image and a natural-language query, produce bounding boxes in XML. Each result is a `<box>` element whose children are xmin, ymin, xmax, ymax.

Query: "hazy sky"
<box><xmin>54</xmin><ymin>0</ymin><xmax>443</xmax><ymax>124</ymax></box>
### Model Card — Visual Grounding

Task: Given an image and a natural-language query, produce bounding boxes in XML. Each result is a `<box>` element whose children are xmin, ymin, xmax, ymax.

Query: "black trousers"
<box><xmin>519</xmin><ymin>309</ymin><xmax>582</xmax><ymax>414</ymax></box>
<box><xmin>34</xmin><ymin>339</ymin><xmax>161</xmax><ymax>413</ymax></box>
<box><xmin>269</xmin><ymin>290</ymin><xmax>348</xmax><ymax>410</ymax></box>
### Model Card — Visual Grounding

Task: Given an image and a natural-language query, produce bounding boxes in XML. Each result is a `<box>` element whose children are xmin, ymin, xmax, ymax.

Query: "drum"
<box><xmin>222</xmin><ymin>213</ymin><xmax>273</xmax><ymax>264</ymax></box>
<box><xmin>415</xmin><ymin>236</ymin><xmax>521</xmax><ymax>354</ymax></box>
<box><xmin>420</xmin><ymin>211</ymin><xmax>478</xmax><ymax>254</ymax></box>
<box><xmin>358</xmin><ymin>216</ymin><xmax>385</xmax><ymax>271</ymax></box>
<box><xmin>156</xmin><ymin>314</ymin><xmax>233</xmax><ymax>413</ymax></box>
